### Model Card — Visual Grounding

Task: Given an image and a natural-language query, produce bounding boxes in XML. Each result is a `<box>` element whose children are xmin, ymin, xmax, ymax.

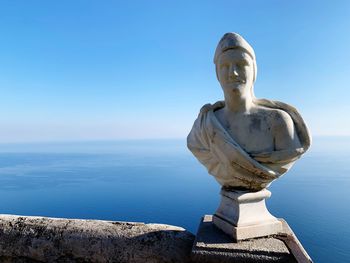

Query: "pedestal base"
<box><xmin>213</xmin><ymin>188</ymin><xmax>282</xmax><ymax>241</ymax></box>
<box><xmin>213</xmin><ymin>214</ymin><xmax>282</xmax><ymax>241</ymax></box>
<box><xmin>191</xmin><ymin>215</ymin><xmax>313</xmax><ymax>263</ymax></box>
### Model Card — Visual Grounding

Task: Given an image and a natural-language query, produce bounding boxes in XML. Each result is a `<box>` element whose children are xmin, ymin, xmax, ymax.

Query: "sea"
<box><xmin>0</xmin><ymin>137</ymin><xmax>349</xmax><ymax>262</ymax></box>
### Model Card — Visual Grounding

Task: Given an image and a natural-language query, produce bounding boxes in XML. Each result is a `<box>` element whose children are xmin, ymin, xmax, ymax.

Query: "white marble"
<box><xmin>187</xmin><ymin>32</ymin><xmax>311</xmax><ymax>191</ymax></box>
<box><xmin>187</xmin><ymin>32</ymin><xmax>311</xmax><ymax>241</ymax></box>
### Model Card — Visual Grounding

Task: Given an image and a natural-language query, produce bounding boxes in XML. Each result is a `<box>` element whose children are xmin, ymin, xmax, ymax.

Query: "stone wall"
<box><xmin>0</xmin><ymin>214</ymin><xmax>194</xmax><ymax>263</ymax></box>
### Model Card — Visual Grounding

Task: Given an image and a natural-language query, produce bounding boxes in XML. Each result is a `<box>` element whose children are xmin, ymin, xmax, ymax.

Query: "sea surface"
<box><xmin>0</xmin><ymin>137</ymin><xmax>349</xmax><ymax>262</ymax></box>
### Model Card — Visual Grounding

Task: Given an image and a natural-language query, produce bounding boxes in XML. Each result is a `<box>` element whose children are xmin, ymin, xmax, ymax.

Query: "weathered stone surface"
<box><xmin>187</xmin><ymin>32</ymin><xmax>311</xmax><ymax>191</ymax></box>
<box><xmin>0</xmin><ymin>214</ymin><xmax>194</xmax><ymax>263</ymax></box>
<box><xmin>187</xmin><ymin>32</ymin><xmax>312</xmax><ymax>242</ymax></box>
<box><xmin>191</xmin><ymin>215</ymin><xmax>312</xmax><ymax>263</ymax></box>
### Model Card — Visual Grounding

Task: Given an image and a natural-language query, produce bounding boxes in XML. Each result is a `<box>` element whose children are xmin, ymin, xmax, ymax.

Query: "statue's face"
<box><xmin>217</xmin><ymin>49</ymin><xmax>254</xmax><ymax>95</ymax></box>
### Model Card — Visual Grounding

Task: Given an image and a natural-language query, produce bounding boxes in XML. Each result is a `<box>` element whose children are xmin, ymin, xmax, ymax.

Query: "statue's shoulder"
<box><xmin>199</xmin><ymin>103</ymin><xmax>213</xmax><ymax>114</ymax></box>
<box><xmin>254</xmin><ymin>105</ymin><xmax>295</xmax><ymax>130</ymax></box>
<box><xmin>199</xmin><ymin>101</ymin><xmax>225</xmax><ymax>115</ymax></box>
<box><xmin>267</xmin><ymin>107</ymin><xmax>294</xmax><ymax>128</ymax></box>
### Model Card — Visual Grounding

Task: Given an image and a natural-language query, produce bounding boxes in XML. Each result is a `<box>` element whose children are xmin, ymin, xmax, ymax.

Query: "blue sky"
<box><xmin>0</xmin><ymin>0</ymin><xmax>349</xmax><ymax>142</ymax></box>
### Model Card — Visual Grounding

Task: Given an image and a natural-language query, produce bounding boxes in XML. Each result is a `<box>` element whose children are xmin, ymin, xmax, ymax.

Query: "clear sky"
<box><xmin>0</xmin><ymin>0</ymin><xmax>349</xmax><ymax>142</ymax></box>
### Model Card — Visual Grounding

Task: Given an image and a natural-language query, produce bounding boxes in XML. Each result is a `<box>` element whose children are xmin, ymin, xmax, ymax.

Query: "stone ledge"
<box><xmin>191</xmin><ymin>215</ymin><xmax>313</xmax><ymax>263</ymax></box>
<box><xmin>0</xmin><ymin>214</ymin><xmax>194</xmax><ymax>263</ymax></box>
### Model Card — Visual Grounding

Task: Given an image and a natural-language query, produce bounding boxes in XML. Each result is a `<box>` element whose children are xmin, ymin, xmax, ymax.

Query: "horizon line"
<box><xmin>0</xmin><ymin>135</ymin><xmax>349</xmax><ymax>145</ymax></box>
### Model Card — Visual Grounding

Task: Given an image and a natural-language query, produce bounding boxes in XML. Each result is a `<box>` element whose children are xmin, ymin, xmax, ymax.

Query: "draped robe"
<box><xmin>187</xmin><ymin>99</ymin><xmax>311</xmax><ymax>191</ymax></box>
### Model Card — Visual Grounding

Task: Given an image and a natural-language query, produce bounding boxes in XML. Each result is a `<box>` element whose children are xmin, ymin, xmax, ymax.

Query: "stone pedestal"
<box><xmin>213</xmin><ymin>188</ymin><xmax>282</xmax><ymax>241</ymax></box>
<box><xmin>191</xmin><ymin>215</ymin><xmax>312</xmax><ymax>263</ymax></box>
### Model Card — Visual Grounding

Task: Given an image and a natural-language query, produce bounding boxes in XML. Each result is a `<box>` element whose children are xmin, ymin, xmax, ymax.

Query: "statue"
<box><xmin>187</xmin><ymin>32</ymin><xmax>311</xmax><ymax>191</ymax></box>
<box><xmin>187</xmin><ymin>33</ymin><xmax>311</xmax><ymax>240</ymax></box>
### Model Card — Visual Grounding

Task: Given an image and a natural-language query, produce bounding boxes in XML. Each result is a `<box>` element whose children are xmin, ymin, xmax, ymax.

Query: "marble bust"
<box><xmin>187</xmin><ymin>33</ymin><xmax>311</xmax><ymax>191</ymax></box>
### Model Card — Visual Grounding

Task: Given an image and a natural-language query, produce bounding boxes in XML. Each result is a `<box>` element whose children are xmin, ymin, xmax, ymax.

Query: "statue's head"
<box><xmin>214</xmin><ymin>33</ymin><xmax>257</xmax><ymax>97</ymax></box>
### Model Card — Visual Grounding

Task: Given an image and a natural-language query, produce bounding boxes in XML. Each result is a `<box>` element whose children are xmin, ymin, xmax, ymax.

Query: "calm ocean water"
<box><xmin>0</xmin><ymin>137</ymin><xmax>349</xmax><ymax>262</ymax></box>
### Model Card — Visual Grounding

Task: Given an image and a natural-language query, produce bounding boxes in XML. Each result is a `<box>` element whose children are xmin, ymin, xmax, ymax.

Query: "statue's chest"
<box><xmin>216</xmin><ymin>113</ymin><xmax>275</xmax><ymax>153</ymax></box>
